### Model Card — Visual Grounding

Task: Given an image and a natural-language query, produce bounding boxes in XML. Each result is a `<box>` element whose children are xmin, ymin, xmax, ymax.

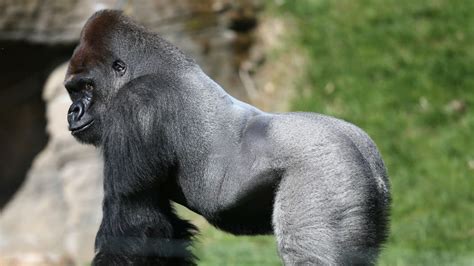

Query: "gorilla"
<box><xmin>65</xmin><ymin>10</ymin><xmax>390</xmax><ymax>266</ymax></box>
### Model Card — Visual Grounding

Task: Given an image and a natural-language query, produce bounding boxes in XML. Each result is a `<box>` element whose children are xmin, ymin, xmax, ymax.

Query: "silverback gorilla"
<box><xmin>65</xmin><ymin>10</ymin><xmax>390</xmax><ymax>266</ymax></box>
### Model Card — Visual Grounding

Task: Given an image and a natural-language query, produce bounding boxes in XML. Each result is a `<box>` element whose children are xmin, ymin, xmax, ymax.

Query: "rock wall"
<box><xmin>0</xmin><ymin>64</ymin><xmax>103</xmax><ymax>265</ymax></box>
<box><xmin>0</xmin><ymin>42</ymin><xmax>74</xmax><ymax>209</ymax></box>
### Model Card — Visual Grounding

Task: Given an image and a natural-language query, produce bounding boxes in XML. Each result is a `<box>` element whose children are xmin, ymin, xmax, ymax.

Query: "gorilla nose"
<box><xmin>68</xmin><ymin>101</ymin><xmax>85</xmax><ymax>122</ymax></box>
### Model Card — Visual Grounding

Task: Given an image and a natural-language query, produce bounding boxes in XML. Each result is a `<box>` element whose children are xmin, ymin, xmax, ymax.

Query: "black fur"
<box><xmin>95</xmin><ymin>75</ymin><xmax>202</xmax><ymax>265</ymax></box>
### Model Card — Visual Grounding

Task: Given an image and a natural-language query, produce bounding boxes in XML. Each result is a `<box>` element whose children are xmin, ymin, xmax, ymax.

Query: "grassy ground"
<box><xmin>188</xmin><ymin>0</ymin><xmax>474</xmax><ymax>265</ymax></box>
<box><xmin>177</xmin><ymin>205</ymin><xmax>280</xmax><ymax>266</ymax></box>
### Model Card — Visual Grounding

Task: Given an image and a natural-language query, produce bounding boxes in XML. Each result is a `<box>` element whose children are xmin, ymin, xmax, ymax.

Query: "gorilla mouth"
<box><xmin>71</xmin><ymin>120</ymin><xmax>94</xmax><ymax>135</ymax></box>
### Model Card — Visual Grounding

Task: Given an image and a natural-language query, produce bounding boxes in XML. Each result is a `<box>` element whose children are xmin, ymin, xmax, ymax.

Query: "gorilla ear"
<box><xmin>112</xmin><ymin>59</ymin><xmax>126</xmax><ymax>76</ymax></box>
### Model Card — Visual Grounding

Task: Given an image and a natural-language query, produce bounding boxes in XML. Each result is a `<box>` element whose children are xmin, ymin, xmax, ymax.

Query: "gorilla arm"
<box><xmin>92</xmin><ymin>76</ymin><xmax>196</xmax><ymax>266</ymax></box>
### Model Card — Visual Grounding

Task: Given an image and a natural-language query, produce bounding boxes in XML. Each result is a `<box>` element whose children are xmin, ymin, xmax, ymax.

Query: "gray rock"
<box><xmin>0</xmin><ymin>64</ymin><xmax>103</xmax><ymax>265</ymax></box>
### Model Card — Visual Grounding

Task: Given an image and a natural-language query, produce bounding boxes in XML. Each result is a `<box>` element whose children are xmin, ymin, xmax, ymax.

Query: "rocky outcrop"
<box><xmin>0</xmin><ymin>42</ymin><xmax>74</xmax><ymax>209</ymax></box>
<box><xmin>0</xmin><ymin>64</ymin><xmax>103</xmax><ymax>265</ymax></box>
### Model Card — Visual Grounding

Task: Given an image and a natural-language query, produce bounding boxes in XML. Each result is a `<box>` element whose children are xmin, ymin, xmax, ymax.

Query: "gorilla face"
<box><xmin>65</xmin><ymin>52</ymin><xmax>128</xmax><ymax>145</ymax></box>
<box><xmin>64</xmin><ymin>71</ymin><xmax>100</xmax><ymax>145</ymax></box>
<box><xmin>64</xmin><ymin>11</ymin><xmax>131</xmax><ymax>146</ymax></box>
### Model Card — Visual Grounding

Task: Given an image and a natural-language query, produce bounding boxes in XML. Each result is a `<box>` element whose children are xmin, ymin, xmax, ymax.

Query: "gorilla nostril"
<box><xmin>68</xmin><ymin>101</ymin><xmax>85</xmax><ymax>121</ymax></box>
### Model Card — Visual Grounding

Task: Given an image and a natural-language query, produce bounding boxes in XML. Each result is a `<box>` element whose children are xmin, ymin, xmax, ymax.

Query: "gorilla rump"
<box><xmin>65</xmin><ymin>10</ymin><xmax>390</xmax><ymax>266</ymax></box>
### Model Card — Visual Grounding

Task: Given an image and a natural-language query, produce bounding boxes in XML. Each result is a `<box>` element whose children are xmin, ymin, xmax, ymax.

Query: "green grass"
<box><xmin>189</xmin><ymin>0</ymin><xmax>474</xmax><ymax>265</ymax></box>
<box><xmin>178</xmin><ymin>206</ymin><xmax>280</xmax><ymax>266</ymax></box>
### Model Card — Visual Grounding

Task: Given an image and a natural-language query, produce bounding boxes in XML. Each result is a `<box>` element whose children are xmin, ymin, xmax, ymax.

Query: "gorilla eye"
<box><xmin>85</xmin><ymin>83</ymin><xmax>94</xmax><ymax>91</ymax></box>
<box><xmin>112</xmin><ymin>60</ymin><xmax>126</xmax><ymax>75</ymax></box>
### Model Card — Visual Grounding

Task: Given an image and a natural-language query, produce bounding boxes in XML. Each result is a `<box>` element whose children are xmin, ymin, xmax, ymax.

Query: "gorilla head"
<box><xmin>64</xmin><ymin>10</ymin><xmax>189</xmax><ymax>145</ymax></box>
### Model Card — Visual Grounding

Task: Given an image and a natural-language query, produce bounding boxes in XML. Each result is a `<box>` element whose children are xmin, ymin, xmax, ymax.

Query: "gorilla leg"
<box><xmin>273</xmin><ymin>166</ymin><xmax>384</xmax><ymax>265</ymax></box>
<box><xmin>273</xmin><ymin>171</ymin><xmax>339</xmax><ymax>265</ymax></box>
<box><xmin>93</xmin><ymin>194</ymin><xmax>196</xmax><ymax>266</ymax></box>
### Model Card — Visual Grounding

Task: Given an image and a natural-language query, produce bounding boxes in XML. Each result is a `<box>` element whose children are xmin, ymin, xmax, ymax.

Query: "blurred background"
<box><xmin>0</xmin><ymin>0</ymin><xmax>472</xmax><ymax>265</ymax></box>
